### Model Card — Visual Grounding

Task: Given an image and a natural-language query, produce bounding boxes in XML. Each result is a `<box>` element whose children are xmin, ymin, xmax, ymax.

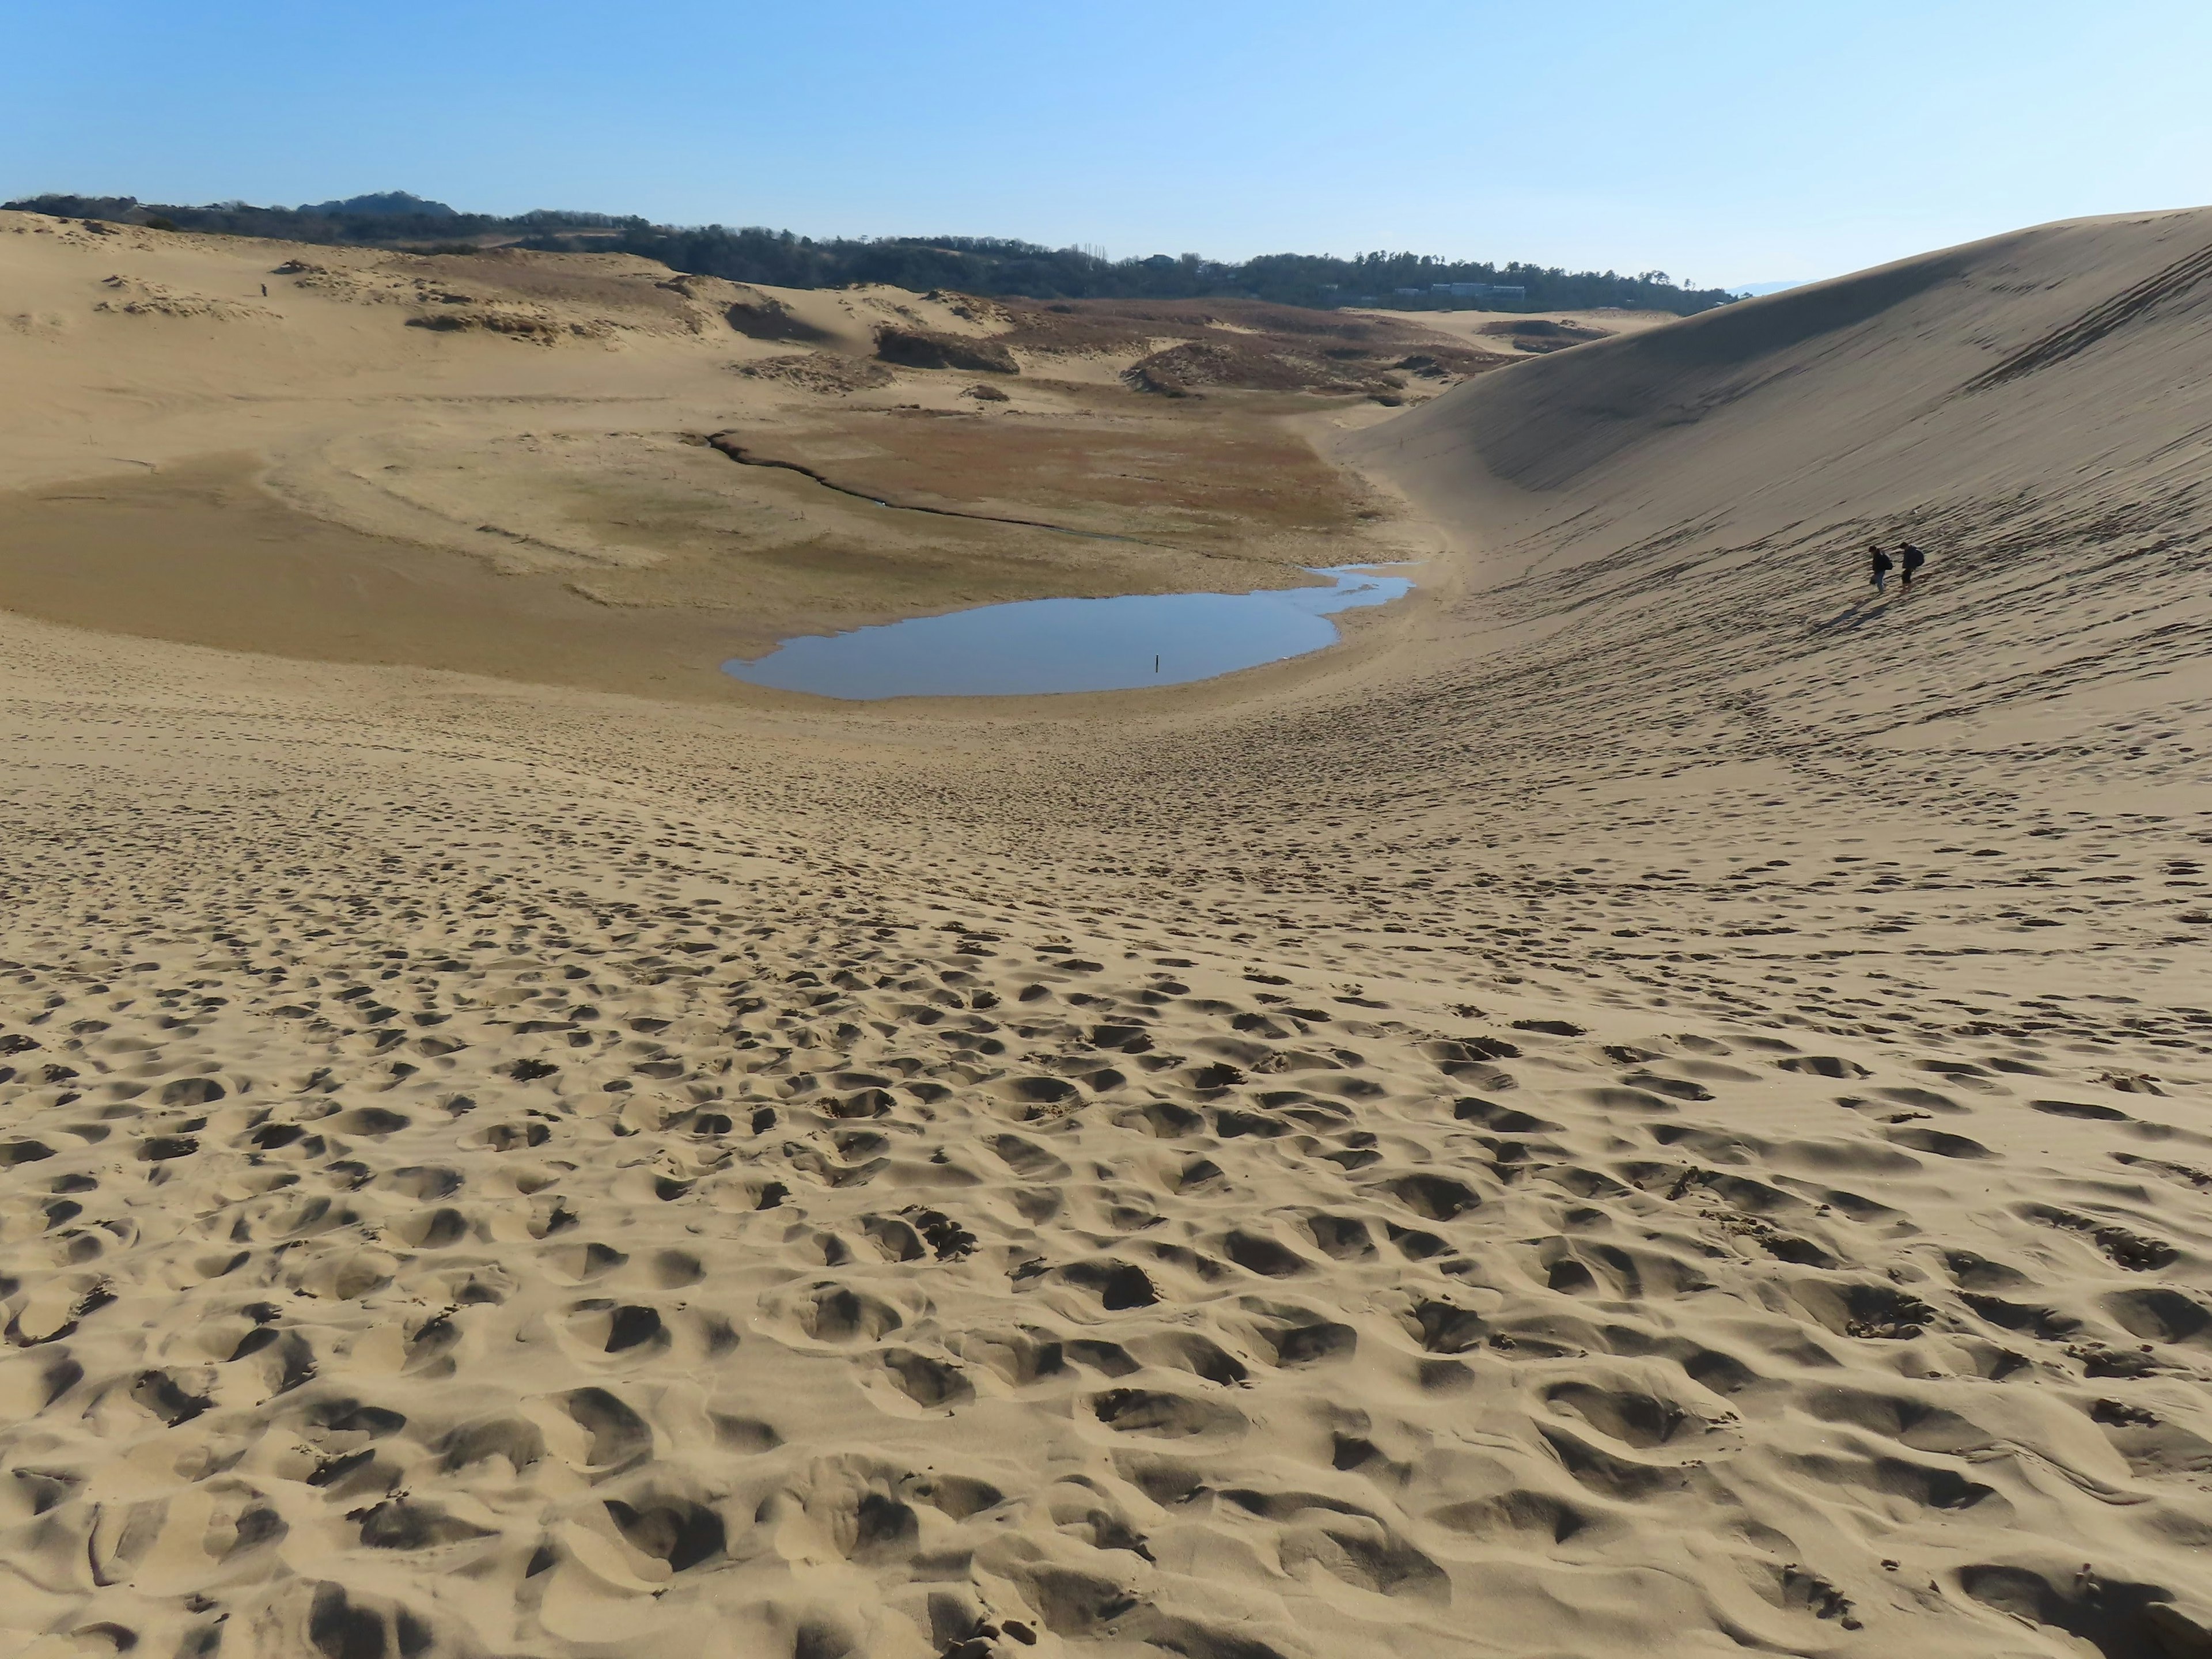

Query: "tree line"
<box><xmin>3</xmin><ymin>192</ymin><xmax>1738</xmax><ymax>315</ymax></box>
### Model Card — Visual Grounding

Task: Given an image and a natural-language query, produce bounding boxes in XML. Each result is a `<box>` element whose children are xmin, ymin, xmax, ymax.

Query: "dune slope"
<box><xmin>2</xmin><ymin>211</ymin><xmax>2210</xmax><ymax>1659</ymax></box>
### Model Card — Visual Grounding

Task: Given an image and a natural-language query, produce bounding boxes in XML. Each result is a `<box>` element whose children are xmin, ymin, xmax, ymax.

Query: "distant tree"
<box><xmin>0</xmin><ymin>191</ymin><xmax>1741</xmax><ymax>316</ymax></box>
<box><xmin>302</xmin><ymin>191</ymin><xmax>460</xmax><ymax>218</ymax></box>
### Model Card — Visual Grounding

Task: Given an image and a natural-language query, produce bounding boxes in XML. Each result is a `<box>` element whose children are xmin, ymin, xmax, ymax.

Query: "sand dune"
<box><xmin>3</xmin><ymin>208</ymin><xmax>2211</xmax><ymax>1659</ymax></box>
<box><xmin>0</xmin><ymin>213</ymin><xmax>1434</xmax><ymax>687</ymax></box>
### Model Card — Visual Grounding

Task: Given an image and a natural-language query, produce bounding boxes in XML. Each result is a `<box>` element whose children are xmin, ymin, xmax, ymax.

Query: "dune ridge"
<box><xmin>3</xmin><ymin>207</ymin><xmax>2211</xmax><ymax>1659</ymax></box>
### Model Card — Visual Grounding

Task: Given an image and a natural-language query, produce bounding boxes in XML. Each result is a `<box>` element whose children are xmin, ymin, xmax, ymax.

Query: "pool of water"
<box><xmin>722</xmin><ymin>566</ymin><xmax>1414</xmax><ymax>700</ymax></box>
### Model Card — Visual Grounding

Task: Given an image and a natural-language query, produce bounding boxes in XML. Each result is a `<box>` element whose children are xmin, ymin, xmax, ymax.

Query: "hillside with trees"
<box><xmin>4</xmin><ymin>191</ymin><xmax>1737</xmax><ymax>315</ymax></box>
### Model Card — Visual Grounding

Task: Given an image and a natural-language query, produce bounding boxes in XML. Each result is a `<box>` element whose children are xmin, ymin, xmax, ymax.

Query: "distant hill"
<box><xmin>300</xmin><ymin>191</ymin><xmax>458</xmax><ymax>218</ymax></box>
<box><xmin>1</xmin><ymin>190</ymin><xmax>1741</xmax><ymax>316</ymax></box>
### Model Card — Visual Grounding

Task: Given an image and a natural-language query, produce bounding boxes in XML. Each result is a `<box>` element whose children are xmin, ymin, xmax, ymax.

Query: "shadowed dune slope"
<box><xmin>1327</xmin><ymin>206</ymin><xmax>2212</xmax><ymax>847</ymax></box>
<box><xmin>1350</xmin><ymin>206</ymin><xmax>2212</xmax><ymax>565</ymax></box>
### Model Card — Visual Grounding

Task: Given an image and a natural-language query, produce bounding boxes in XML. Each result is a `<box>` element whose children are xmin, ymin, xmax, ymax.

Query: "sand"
<box><xmin>1347</xmin><ymin>305</ymin><xmax>1679</xmax><ymax>355</ymax></box>
<box><xmin>0</xmin><ymin>214</ymin><xmax>1433</xmax><ymax>690</ymax></box>
<box><xmin>2</xmin><ymin>207</ymin><xmax>2211</xmax><ymax>1659</ymax></box>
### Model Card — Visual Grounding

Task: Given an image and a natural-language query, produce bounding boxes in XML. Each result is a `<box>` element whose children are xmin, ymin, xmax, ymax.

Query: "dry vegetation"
<box><xmin>702</xmin><ymin>403</ymin><xmax>1388</xmax><ymax>555</ymax></box>
<box><xmin>873</xmin><ymin>325</ymin><xmax>1020</xmax><ymax>374</ymax></box>
<box><xmin>0</xmin><ymin>211</ymin><xmax>1453</xmax><ymax>685</ymax></box>
<box><xmin>977</xmin><ymin>295</ymin><xmax>1525</xmax><ymax>399</ymax></box>
<box><xmin>1478</xmin><ymin>317</ymin><xmax>1613</xmax><ymax>353</ymax></box>
<box><xmin>732</xmin><ymin>354</ymin><xmax>895</xmax><ymax>394</ymax></box>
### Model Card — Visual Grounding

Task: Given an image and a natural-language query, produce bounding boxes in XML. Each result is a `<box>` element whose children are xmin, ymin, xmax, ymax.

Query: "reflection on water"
<box><xmin>722</xmin><ymin>566</ymin><xmax>1414</xmax><ymax>700</ymax></box>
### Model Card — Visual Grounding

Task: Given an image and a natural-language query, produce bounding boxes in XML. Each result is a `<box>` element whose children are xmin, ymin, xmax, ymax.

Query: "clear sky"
<box><xmin>5</xmin><ymin>0</ymin><xmax>2207</xmax><ymax>287</ymax></box>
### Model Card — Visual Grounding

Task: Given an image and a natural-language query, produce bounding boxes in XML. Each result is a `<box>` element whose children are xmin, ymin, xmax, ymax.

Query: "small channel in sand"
<box><xmin>722</xmin><ymin>566</ymin><xmax>1415</xmax><ymax>700</ymax></box>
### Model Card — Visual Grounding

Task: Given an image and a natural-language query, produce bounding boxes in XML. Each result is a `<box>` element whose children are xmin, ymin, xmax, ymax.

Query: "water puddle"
<box><xmin>722</xmin><ymin>566</ymin><xmax>1413</xmax><ymax>700</ymax></box>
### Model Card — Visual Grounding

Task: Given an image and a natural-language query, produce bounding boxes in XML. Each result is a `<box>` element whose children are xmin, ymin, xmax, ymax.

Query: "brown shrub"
<box><xmin>1121</xmin><ymin>339</ymin><xmax>1380</xmax><ymax>398</ymax></box>
<box><xmin>726</xmin><ymin>298</ymin><xmax>830</xmax><ymax>342</ymax></box>
<box><xmin>874</xmin><ymin>325</ymin><xmax>1018</xmax><ymax>374</ymax></box>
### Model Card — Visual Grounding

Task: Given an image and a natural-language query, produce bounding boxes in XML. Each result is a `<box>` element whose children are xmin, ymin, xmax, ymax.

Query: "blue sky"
<box><xmin>5</xmin><ymin>0</ymin><xmax>2207</xmax><ymax>286</ymax></box>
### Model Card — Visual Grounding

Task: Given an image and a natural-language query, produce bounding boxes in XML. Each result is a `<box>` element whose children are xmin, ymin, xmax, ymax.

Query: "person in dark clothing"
<box><xmin>1898</xmin><ymin>543</ymin><xmax>1926</xmax><ymax>588</ymax></box>
<box><xmin>1869</xmin><ymin>545</ymin><xmax>1893</xmax><ymax>594</ymax></box>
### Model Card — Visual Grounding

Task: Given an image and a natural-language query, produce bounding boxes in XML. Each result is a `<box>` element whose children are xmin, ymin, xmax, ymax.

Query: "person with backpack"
<box><xmin>1898</xmin><ymin>543</ymin><xmax>1926</xmax><ymax>589</ymax></box>
<box><xmin>1868</xmin><ymin>545</ymin><xmax>1893</xmax><ymax>594</ymax></box>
